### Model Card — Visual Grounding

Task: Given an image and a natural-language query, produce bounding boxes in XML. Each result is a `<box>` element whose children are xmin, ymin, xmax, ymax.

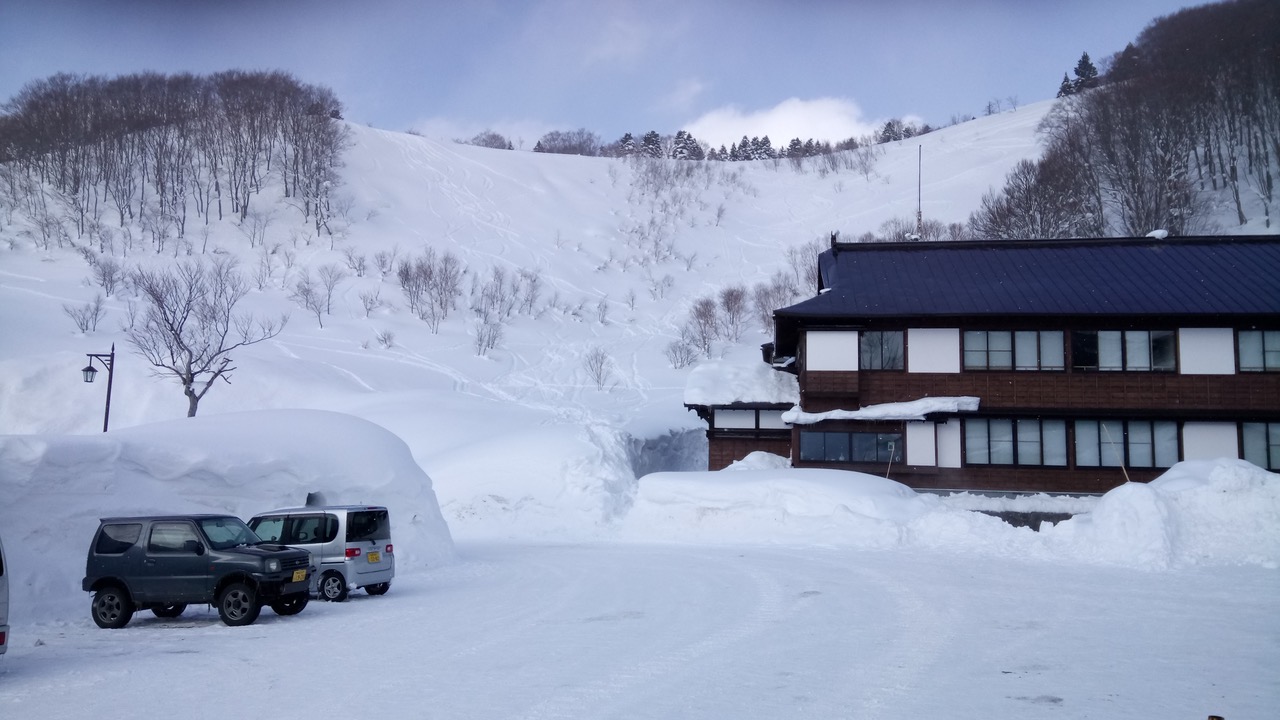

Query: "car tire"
<box><xmin>318</xmin><ymin>571</ymin><xmax>348</xmax><ymax>602</ymax></box>
<box><xmin>217</xmin><ymin>582</ymin><xmax>262</xmax><ymax>626</ymax></box>
<box><xmin>152</xmin><ymin>603</ymin><xmax>187</xmax><ymax>619</ymax></box>
<box><xmin>92</xmin><ymin>585</ymin><xmax>135</xmax><ymax>629</ymax></box>
<box><xmin>270</xmin><ymin>593</ymin><xmax>309</xmax><ymax>616</ymax></box>
<box><xmin>365</xmin><ymin>582</ymin><xmax>390</xmax><ymax>596</ymax></box>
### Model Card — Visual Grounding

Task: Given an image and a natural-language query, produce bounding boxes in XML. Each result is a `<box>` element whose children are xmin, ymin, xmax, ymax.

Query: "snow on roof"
<box><xmin>684</xmin><ymin>359</ymin><xmax>799</xmax><ymax>406</ymax></box>
<box><xmin>782</xmin><ymin>396</ymin><xmax>980</xmax><ymax>424</ymax></box>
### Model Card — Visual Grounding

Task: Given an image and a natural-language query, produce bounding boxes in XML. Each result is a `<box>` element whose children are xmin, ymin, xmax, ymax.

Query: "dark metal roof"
<box><xmin>777</xmin><ymin>236</ymin><xmax>1280</xmax><ymax>319</ymax></box>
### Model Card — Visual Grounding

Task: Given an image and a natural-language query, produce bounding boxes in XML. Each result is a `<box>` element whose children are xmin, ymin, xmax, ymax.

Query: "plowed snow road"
<box><xmin>2</xmin><ymin>543</ymin><xmax>1275</xmax><ymax>719</ymax></box>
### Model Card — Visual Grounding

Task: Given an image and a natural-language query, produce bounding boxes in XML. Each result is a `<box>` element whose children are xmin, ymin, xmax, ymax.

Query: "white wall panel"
<box><xmin>1179</xmin><ymin>328</ymin><xmax>1235</xmax><ymax>375</ymax></box>
<box><xmin>908</xmin><ymin>328</ymin><xmax>960</xmax><ymax>373</ymax></box>
<box><xmin>807</xmin><ymin>331</ymin><xmax>859</xmax><ymax>371</ymax></box>
<box><xmin>1182</xmin><ymin>422</ymin><xmax>1239</xmax><ymax>460</ymax></box>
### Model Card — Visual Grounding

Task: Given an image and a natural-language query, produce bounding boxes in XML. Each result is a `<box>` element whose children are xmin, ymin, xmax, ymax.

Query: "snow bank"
<box><xmin>0</xmin><ymin>409</ymin><xmax>454</xmax><ymax>622</ymax></box>
<box><xmin>1042</xmin><ymin>459</ymin><xmax>1280</xmax><ymax>569</ymax></box>
<box><xmin>623</xmin><ymin>459</ymin><xmax>1280</xmax><ymax>570</ymax></box>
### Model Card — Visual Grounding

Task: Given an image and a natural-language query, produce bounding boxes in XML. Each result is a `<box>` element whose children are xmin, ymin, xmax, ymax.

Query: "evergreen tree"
<box><xmin>641</xmin><ymin>130</ymin><xmax>662</xmax><ymax>158</ymax></box>
<box><xmin>618</xmin><ymin>132</ymin><xmax>637</xmax><ymax>157</ymax></box>
<box><xmin>787</xmin><ymin>137</ymin><xmax>804</xmax><ymax>157</ymax></box>
<box><xmin>1057</xmin><ymin>73</ymin><xmax>1074</xmax><ymax>98</ymax></box>
<box><xmin>1073</xmin><ymin>52</ymin><xmax>1099</xmax><ymax>92</ymax></box>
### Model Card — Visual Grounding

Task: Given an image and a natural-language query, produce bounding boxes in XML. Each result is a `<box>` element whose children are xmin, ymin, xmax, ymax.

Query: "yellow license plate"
<box><xmin>367</xmin><ymin>551</ymin><xmax>381</xmax><ymax>563</ymax></box>
<box><xmin>291</xmin><ymin>569</ymin><xmax>306</xmax><ymax>582</ymax></box>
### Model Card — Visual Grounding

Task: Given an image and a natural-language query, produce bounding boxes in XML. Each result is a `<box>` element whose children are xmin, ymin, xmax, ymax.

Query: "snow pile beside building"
<box><xmin>625</xmin><ymin>459</ymin><xmax>1279</xmax><ymax>570</ymax></box>
<box><xmin>0</xmin><ymin>409</ymin><xmax>455</xmax><ymax>621</ymax></box>
<box><xmin>1042</xmin><ymin>459</ymin><xmax>1280</xmax><ymax>569</ymax></box>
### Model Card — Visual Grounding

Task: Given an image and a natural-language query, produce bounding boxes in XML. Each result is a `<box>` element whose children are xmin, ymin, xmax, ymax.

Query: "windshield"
<box><xmin>198</xmin><ymin>517</ymin><xmax>263</xmax><ymax>550</ymax></box>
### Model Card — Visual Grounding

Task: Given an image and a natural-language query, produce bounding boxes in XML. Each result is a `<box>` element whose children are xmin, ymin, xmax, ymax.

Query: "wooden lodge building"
<box><xmin>689</xmin><ymin>235</ymin><xmax>1280</xmax><ymax>494</ymax></box>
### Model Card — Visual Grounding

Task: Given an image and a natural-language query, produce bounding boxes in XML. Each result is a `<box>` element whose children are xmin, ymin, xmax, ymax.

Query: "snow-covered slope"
<box><xmin>0</xmin><ymin>99</ymin><xmax>1274</xmax><ymax>538</ymax></box>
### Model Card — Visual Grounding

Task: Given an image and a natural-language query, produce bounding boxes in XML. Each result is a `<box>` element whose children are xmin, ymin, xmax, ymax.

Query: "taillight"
<box><xmin>345</xmin><ymin>548</ymin><xmax>361</xmax><ymax>558</ymax></box>
<box><xmin>385</xmin><ymin>543</ymin><xmax>394</xmax><ymax>554</ymax></box>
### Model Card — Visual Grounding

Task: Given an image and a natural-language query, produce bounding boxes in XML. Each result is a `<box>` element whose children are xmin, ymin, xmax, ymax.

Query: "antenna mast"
<box><xmin>915</xmin><ymin>145</ymin><xmax>923</xmax><ymax>239</ymax></box>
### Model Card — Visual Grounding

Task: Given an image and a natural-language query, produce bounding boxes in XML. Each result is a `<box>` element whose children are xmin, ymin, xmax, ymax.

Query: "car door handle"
<box><xmin>143</xmin><ymin>559</ymin><xmax>156</xmax><ymax>566</ymax></box>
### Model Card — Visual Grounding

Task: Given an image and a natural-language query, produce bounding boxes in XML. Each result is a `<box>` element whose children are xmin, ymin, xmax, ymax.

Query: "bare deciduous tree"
<box><xmin>317</xmin><ymin>263</ymin><xmax>347</xmax><ymax>314</ymax></box>
<box><xmin>583</xmin><ymin>346</ymin><xmax>614</xmax><ymax>390</ymax></box>
<box><xmin>718</xmin><ymin>284</ymin><xmax>748</xmax><ymax>341</ymax></box>
<box><xmin>687</xmin><ymin>296</ymin><xmax>719</xmax><ymax>356</ymax></box>
<box><xmin>291</xmin><ymin>269</ymin><xmax>325</xmax><ymax>328</ymax></box>
<box><xmin>664</xmin><ymin>340</ymin><xmax>698</xmax><ymax>369</ymax></box>
<box><xmin>63</xmin><ymin>294</ymin><xmax>106</xmax><ymax>332</ymax></box>
<box><xmin>125</xmin><ymin>257</ymin><xmax>286</xmax><ymax>417</ymax></box>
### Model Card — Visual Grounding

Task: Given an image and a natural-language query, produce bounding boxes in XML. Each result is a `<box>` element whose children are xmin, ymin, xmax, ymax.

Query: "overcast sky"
<box><xmin>1</xmin><ymin>0</ymin><xmax>1198</xmax><ymax>148</ymax></box>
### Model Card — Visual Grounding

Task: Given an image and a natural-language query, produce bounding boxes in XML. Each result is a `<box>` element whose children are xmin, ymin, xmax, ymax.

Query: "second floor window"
<box><xmin>1072</xmin><ymin>330</ymin><xmax>1175</xmax><ymax>372</ymax></box>
<box><xmin>860</xmin><ymin>331</ymin><xmax>904</xmax><ymax>370</ymax></box>
<box><xmin>1238</xmin><ymin>330</ymin><xmax>1280</xmax><ymax>371</ymax></box>
<box><xmin>964</xmin><ymin>331</ymin><xmax>1065</xmax><ymax>370</ymax></box>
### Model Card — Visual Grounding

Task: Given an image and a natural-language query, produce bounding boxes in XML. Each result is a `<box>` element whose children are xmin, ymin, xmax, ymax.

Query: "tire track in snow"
<box><xmin>512</xmin><ymin>550</ymin><xmax>791</xmax><ymax>720</ymax></box>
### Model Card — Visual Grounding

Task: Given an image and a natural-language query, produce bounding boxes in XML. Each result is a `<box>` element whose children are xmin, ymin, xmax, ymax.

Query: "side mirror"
<box><xmin>184</xmin><ymin>539</ymin><xmax>205</xmax><ymax>555</ymax></box>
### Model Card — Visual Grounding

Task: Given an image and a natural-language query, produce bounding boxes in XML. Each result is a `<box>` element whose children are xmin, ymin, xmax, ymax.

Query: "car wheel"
<box><xmin>318</xmin><ymin>571</ymin><xmax>348</xmax><ymax>602</ymax></box>
<box><xmin>152</xmin><ymin>603</ymin><xmax>187</xmax><ymax>619</ymax></box>
<box><xmin>270</xmin><ymin>593</ymin><xmax>309</xmax><ymax>616</ymax></box>
<box><xmin>92</xmin><ymin>586</ymin><xmax>135</xmax><ymax>629</ymax></box>
<box><xmin>217</xmin><ymin>582</ymin><xmax>262</xmax><ymax>626</ymax></box>
<box><xmin>365</xmin><ymin>582</ymin><xmax>390</xmax><ymax>596</ymax></box>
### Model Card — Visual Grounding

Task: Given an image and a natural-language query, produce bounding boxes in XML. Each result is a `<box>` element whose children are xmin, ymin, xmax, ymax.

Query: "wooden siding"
<box><xmin>856</xmin><ymin>371</ymin><xmax>1280</xmax><ymax>416</ymax></box>
<box><xmin>709</xmin><ymin>436</ymin><xmax>792</xmax><ymax>471</ymax></box>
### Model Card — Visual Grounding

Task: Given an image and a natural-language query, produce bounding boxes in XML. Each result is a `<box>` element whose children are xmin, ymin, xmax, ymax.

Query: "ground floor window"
<box><xmin>1075</xmin><ymin>420</ymin><xmax>1178</xmax><ymax>468</ymax></box>
<box><xmin>1242</xmin><ymin>422</ymin><xmax>1280</xmax><ymax>470</ymax></box>
<box><xmin>799</xmin><ymin>431</ymin><xmax>903</xmax><ymax>464</ymax></box>
<box><xmin>965</xmin><ymin>418</ymin><xmax>1067</xmax><ymax>466</ymax></box>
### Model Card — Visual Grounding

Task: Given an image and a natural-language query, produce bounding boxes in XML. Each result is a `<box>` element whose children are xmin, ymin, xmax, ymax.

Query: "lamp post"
<box><xmin>81</xmin><ymin>343</ymin><xmax>116</xmax><ymax>432</ymax></box>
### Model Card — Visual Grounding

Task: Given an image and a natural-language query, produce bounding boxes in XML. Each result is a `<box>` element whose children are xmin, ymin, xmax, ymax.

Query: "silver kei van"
<box><xmin>248</xmin><ymin>505</ymin><xmax>393</xmax><ymax>602</ymax></box>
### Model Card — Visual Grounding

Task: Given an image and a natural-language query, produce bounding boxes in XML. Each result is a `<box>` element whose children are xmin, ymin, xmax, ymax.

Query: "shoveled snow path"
<box><xmin>1</xmin><ymin>543</ymin><xmax>1275</xmax><ymax>719</ymax></box>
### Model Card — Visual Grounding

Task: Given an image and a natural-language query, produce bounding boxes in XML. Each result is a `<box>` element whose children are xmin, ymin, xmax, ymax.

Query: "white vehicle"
<box><xmin>248</xmin><ymin>505</ymin><xmax>393</xmax><ymax>602</ymax></box>
<box><xmin>1</xmin><ymin>530</ymin><xmax>9</xmax><ymax>655</ymax></box>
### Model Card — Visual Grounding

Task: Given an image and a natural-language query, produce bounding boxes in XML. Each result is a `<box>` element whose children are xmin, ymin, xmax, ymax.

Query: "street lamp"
<box><xmin>81</xmin><ymin>343</ymin><xmax>116</xmax><ymax>432</ymax></box>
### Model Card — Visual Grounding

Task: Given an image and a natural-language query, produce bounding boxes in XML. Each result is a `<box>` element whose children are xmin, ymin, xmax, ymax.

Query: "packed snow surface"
<box><xmin>0</xmin><ymin>414</ymin><xmax>1277</xmax><ymax>718</ymax></box>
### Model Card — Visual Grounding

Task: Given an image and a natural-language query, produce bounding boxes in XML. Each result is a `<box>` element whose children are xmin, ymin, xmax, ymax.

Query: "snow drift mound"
<box><xmin>1042</xmin><ymin>459</ymin><xmax>1280</xmax><ymax>569</ymax></box>
<box><xmin>0</xmin><ymin>409</ymin><xmax>454</xmax><ymax>622</ymax></box>
<box><xmin>624</xmin><ymin>459</ymin><xmax>1279</xmax><ymax>569</ymax></box>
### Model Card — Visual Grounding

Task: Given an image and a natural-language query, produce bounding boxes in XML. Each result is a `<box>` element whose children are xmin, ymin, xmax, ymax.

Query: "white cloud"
<box><xmin>658</xmin><ymin>77</ymin><xmax>705</xmax><ymax>113</ymax></box>
<box><xmin>684</xmin><ymin>97</ymin><xmax>882</xmax><ymax>148</ymax></box>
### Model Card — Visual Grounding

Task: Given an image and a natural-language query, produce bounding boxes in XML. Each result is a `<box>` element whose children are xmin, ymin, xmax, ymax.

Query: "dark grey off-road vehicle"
<box><xmin>82</xmin><ymin>515</ymin><xmax>312</xmax><ymax>628</ymax></box>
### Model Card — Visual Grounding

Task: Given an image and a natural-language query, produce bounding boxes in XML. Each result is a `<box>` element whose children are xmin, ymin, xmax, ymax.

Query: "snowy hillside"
<box><xmin>0</xmin><ymin>103</ymin><xmax>1066</xmax><ymax>530</ymax></box>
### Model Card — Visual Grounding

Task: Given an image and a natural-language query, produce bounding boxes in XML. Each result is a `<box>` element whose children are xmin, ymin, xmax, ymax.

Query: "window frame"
<box><xmin>798</xmin><ymin>430</ymin><xmax>903</xmax><ymax>464</ymax></box>
<box><xmin>859</xmin><ymin>331</ymin><xmax>904</xmax><ymax>371</ymax></box>
<box><xmin>964</xmin><ymin>418</ymin><xmax>1067</xmax><ymax>467</ymax></box>
<box><xmin>1238</xmin><ymin>330</ymin><xmax>1280</xmax><ymax>372</ymax></box>
<box><xmin>1072</xmin><ymin>330</ymin><xmax>1176</xmax><ymax>372</ymax></box>
<box><xmin>964</xmin><ymin>330</ymin><xmax>1065</xmax><ymax>371</ymax></box>
<box><xmin>1242</xmin><ymin>422</ymin><xmax>1280</xmax><ymax>471</ymax></box>
<box><xmin>1074</xmin><ymin>419</ymin><xmax>1180</xmax><ymax>468</ymax></box>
